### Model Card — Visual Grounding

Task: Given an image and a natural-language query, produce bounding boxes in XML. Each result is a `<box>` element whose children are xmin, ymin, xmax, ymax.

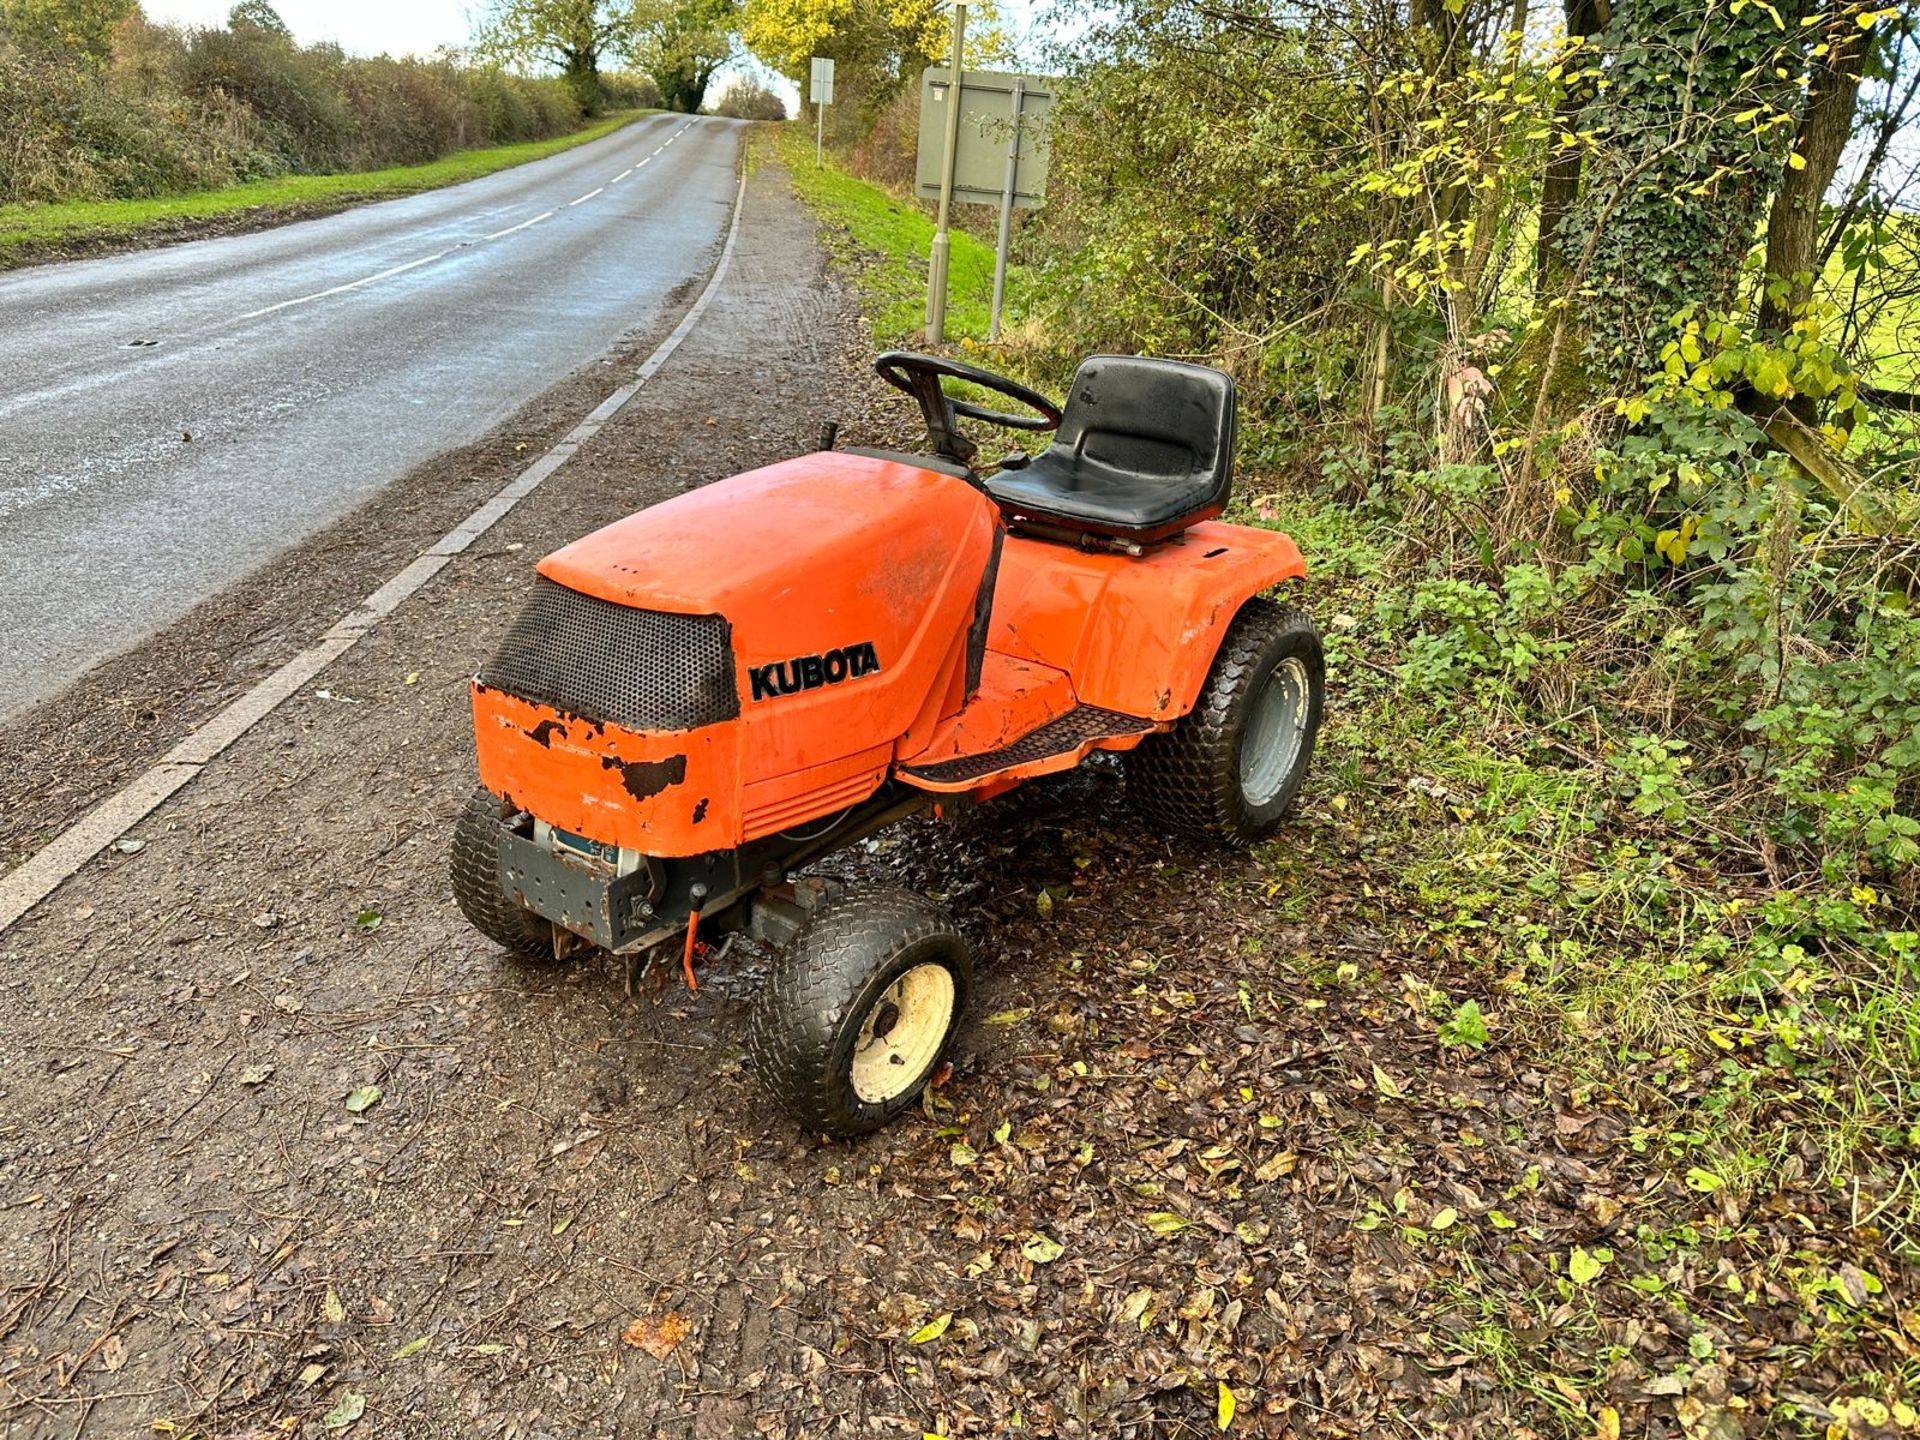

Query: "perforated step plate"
<box><xmin>900</xmin><ymin>705</ymin><xmax>1156</xmax><ymax>789</ymax></box>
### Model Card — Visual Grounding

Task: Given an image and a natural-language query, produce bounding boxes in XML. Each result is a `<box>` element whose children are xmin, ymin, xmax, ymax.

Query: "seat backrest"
<box><xmin>1056</xmin><ymin>355</ymin><xmax>1236</xmax><ymax>500</ymax></box>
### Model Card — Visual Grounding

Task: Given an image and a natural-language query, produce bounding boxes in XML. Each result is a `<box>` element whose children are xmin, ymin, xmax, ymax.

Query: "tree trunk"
<box><xmin>1758</xmin><ymin>8</ymin><xmax>1869</xmax><ymax>336</ymax></box>
<box><xmin>563</xmin><ymin>48</ymin><xmax>602</xmax><ymax>112</ymax></box>
<box><xmin>1534</xmin><ymin>0</ymin><xmax>1603</xmax><ymax>301</ymax></box>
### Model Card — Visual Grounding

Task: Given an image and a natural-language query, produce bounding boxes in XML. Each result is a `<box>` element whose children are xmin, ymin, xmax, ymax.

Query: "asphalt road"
<box><xmin>0</xmin><ymin>113</ymin><xmax>743</xmax><ymax>721</ymax></box>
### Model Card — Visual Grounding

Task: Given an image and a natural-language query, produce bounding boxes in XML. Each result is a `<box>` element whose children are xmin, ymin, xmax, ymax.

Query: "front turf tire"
<box><xmin>1125</xmin><ymin>597</ymin><xmax>1324</xmax><ymax>846</ymax></box>
<box><xmin>747</xmin><ymin>889</ymin><xmax>971</xmax><ymax>1138</ymax></box>
<box><xmin>450</xmin><ymin>787</ymin><xmax>553</xmax><ymax>959</ymax></box>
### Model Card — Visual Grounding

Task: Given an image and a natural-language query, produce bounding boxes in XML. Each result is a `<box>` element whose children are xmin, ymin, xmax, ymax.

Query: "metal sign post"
<box><xmin>925</xmin><ymin>3</ymin><xmax>966</xmax><ymax>343</ymax></box>
<box><xmin>915</xmin><ymin>68</ymin><xmax>1055</xmax><ymax>343</ymax></box>
<box><xmin>988</xmin><ymin>75</ymin><xmax>1026</xmax><ymax>342</ymax></box>
<box><xmin>809</xmin><ymin>56</ymin><xmax>835</xmax><ymax>168</ymax></box>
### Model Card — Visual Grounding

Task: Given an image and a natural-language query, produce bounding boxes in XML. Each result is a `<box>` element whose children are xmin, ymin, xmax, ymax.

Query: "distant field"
<box><xmin>0</xmin><ymin>111</ymin><xmax>654</xmax><ymax>268</ymax></box>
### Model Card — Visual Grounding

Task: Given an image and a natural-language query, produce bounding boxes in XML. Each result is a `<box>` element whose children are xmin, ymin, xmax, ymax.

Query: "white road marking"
<box><xmin>0</xmin><ymin>158</ymin><xmax>748</xmax><ymax>937</ymax></box>
<box><xmin>234</xmin><ymin>251</ymin><xmax>449</xmax><ymax>321</ymax></box>
<box><xmin>482</xmin><ymin>208</ymin><xmax>554</xmax><ymax>240</ymax></box>
<box><xmin>569</xmin><ymin>187</ymin><xmax>605</xmax><ymax>206</ymax></box>
<box><xmin>612</xmin><ymin>168</ymin><xmax>634</xmax><ymax>183</ymax></box>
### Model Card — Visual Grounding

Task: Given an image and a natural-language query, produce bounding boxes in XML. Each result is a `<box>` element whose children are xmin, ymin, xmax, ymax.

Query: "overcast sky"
<box><xmin>136</xmin><ymin>0</ymin><xmax>1054</xmax><ymax>104</ymax></box>
<box><xmin>141</xmin><ymin>0</ymin><xmax>481</xmax><ymax>56</ymax></box>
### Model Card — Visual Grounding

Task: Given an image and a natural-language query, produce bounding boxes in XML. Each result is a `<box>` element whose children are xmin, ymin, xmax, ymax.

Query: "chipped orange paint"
<box><xmin>471</xmin><ymin>452</ymin><xmax>1306</xmax><ymax>855</ymax></box>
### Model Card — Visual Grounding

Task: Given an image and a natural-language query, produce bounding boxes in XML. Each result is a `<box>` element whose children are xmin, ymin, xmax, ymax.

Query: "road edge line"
<box><xmin>0</xmin><ymin>155</ymin><xmax>751</xmax><ymax>937</ymax></box>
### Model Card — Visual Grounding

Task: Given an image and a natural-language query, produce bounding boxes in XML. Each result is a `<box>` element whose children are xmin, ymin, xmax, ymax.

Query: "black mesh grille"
<box><xmin>481</xmin><ymin>577</ymin><xmax>738</xmax><ymax>733</ymax></box>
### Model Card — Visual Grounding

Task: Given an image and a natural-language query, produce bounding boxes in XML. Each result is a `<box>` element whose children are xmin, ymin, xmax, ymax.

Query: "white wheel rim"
<box><xmin>1239</xmin><ymin>656</ymin><xmax>1311</xmax><ymax>808</ymax></box>
<box><xmin>850</xmin><ymin>962</ymin><xmax>955</xmax><ymax>1104</ymax></box>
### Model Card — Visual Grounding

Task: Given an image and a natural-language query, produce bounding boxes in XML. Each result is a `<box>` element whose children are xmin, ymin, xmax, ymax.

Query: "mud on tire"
<box><xmin>747</xmin><ymin>888</ymin><xmax>971</xmax><ymax>1138</ymax></box>
<box><xmin>1125</xmin><ymin>597</ymin><xmax>1324</xmax><ymax>846</ymax></box>
<box><xmin>450</xmin><ymin>787</ymin><xmax>552</xmax><ymax>959</ymax></box>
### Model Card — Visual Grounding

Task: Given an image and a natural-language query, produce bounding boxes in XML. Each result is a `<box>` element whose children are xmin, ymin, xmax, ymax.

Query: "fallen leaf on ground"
<box><xmin>621</xmin><ymin>1311</ymin><xmax>691</xmax><ymax>1359</ymax></box>
<box><xmin>322</xmin><ymin>1392</ymin><xmax>365</xmax><ymax>1430</ymax></box>
<box><xmin>908</xmin><ymin>1312</ymin><xmax>952</xmax><ymax>1343</ymax></box>
<box><xmin>345</xmin><ymin>1085</ymin><xmax>382</xmax><ymax>1114</ymax></box>
<box><xmin>1021</xmin><ymin>1233</ymin><xmax>1064</xmax><ymax>1263</ymax></box>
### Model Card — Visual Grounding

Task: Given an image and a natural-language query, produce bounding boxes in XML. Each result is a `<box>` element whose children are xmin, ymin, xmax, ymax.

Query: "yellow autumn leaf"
<box><xmin>908</xmin><ymin>1312</ymin><xmax>953</xmax><ymax>1344</ymax></box>
<box><xmin>1371</xmin><ymin>1064</ymin><xmax>1402</xmax><ymax>1099</ymax></box>
<box><xmin>1217</xmin><ymin>1380</ymin><xmax>1237</xmax><ymax>1431</ymax></box>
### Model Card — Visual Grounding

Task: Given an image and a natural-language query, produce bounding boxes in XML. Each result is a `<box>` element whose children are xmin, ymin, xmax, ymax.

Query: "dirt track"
<box><xmin>1</xmin><ymin>161</ymin><xmax>1726</xmax><ymax>1440</ymax></box>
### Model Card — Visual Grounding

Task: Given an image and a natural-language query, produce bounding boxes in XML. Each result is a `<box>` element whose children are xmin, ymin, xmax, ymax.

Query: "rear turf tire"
<box><xmin>747</xmin><ymin>888</ymin><xmax>971</xmax><ymax>1138</ymax></box>
<box><xmin>1125</xmin><ymin>597</ymin><xmax>1324</xmax><ymax>846</ymax></box>
<box><xmin>451</xmin><ymin>787</ymin><xmax>553</xmax><ymax>959</ymax></box>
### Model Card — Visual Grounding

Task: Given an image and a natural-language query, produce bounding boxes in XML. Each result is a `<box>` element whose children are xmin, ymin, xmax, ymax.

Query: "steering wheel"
<box><xmin>874</xmin><ymin>351</ymin><xmax>1061</xmax><ymax>467</ymax></box>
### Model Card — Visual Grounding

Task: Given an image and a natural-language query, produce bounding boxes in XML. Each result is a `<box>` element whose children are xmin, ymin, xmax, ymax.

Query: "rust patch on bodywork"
<box><xmin>603</xmin><ymin>753</ymin><xmax>688</xmax><ymax>803</ymax></box>
<box><xmin>528</xmin><ymin>719</ymin><xmax>564</xmax><ymax>748</ymax></box>
<box><xmin>692</xmin><ymin>797</ymin><xmax>709</xmax><ymax>823</ymax></box>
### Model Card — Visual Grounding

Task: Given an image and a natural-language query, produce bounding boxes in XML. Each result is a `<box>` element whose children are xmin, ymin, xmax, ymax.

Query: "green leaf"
<box><xmin>322</xmin><ymin>1392</ymin><xmax>366</xmax><ymax>1430</ymax></box>
<box><xmin>354</xmin><ymin>909</ymin><xmax>383</xmax><ymax>932</ymax></box>
<box><xmin>908</xmin><ymin>1312</ymin><xmax>952</xmax><ymax>1344</ymax></box>
<box><xmin>344</xmin><ymin>1085</ymin><xmax>383</xmax><ymax>1114</ymax></box>
<box><xmin>1568</xmin><ymin>1246</ymin><xmax>1603</xmax><ymax>1284</ymax></box>
<box><xmin>1370</xmin><ymin>1064</ymin><xmax>1403</xmax><ymax>1099</ymax></box>
<box><xmin>391</xmin><ymin>1336</ymin><xmax>428</xmax><ymax>1359</ymax></box>
<box><xmin>1438</xmin><ymin>999</ymin><xmax>1490</xmax><ymax>1050</ymax></box>
<box><xmin>1144</xmin><ymin>1211</ymin><xmax>1194</xmax><ymax>1236</ymax></box>
<box><xmin>1487</xmin><ymin>1210</ymin><xmax>1517</xmax><ymax>1230</ymax></box>
<box><xmin>1685</xmin><ymin>1166</ymin><xmax>1725</xmax><ymax>1192</ymax></box>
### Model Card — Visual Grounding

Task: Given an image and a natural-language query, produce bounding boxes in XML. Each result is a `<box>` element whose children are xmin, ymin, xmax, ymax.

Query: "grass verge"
<box><xmin>768</xmin><ymin>123</ymin><xmax>1022</xmax><ymax>346</ymax></box>
<box><xmin>0</xmin><ymin>110</ymin><xmax>657</xmax><ymax>269</ymax></box>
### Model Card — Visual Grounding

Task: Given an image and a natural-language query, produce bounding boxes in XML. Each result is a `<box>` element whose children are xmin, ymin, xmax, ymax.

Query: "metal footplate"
<box><xmin>899</xmin><ymin>704</ymin><xmax>1158</xmax><ymax>791</ymax></box>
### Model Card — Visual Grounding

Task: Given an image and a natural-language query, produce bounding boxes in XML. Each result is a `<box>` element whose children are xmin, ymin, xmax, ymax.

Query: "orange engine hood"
<box><xmin>541</xmin><ymin>451</ymin><xmax>987</xmax><ymax>625</ymax></box>
<box><xmin>477</xmin><ymin>451</ymin><xmax>999</xmax><ymax>854</ymax></box>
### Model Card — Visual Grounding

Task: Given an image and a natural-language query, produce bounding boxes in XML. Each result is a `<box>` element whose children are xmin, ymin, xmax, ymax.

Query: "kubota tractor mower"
<box><xmin>452</xmin><ymin>352</ymin><xmax>1325</xmax><ymax>1136</ymax></box>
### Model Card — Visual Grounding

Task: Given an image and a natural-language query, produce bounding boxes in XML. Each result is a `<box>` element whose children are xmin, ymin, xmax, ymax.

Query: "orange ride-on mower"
<box><xmin>452</xmin><ymin>352</ymin><xmax>1325</xmax><ymax>1136</ymax></box>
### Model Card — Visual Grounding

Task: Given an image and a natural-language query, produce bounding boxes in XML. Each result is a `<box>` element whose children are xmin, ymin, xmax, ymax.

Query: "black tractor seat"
<box><xmin>986</xmin><ymin>355</ymin><xmax>1237</xmax><ymax>545</ymax></box>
